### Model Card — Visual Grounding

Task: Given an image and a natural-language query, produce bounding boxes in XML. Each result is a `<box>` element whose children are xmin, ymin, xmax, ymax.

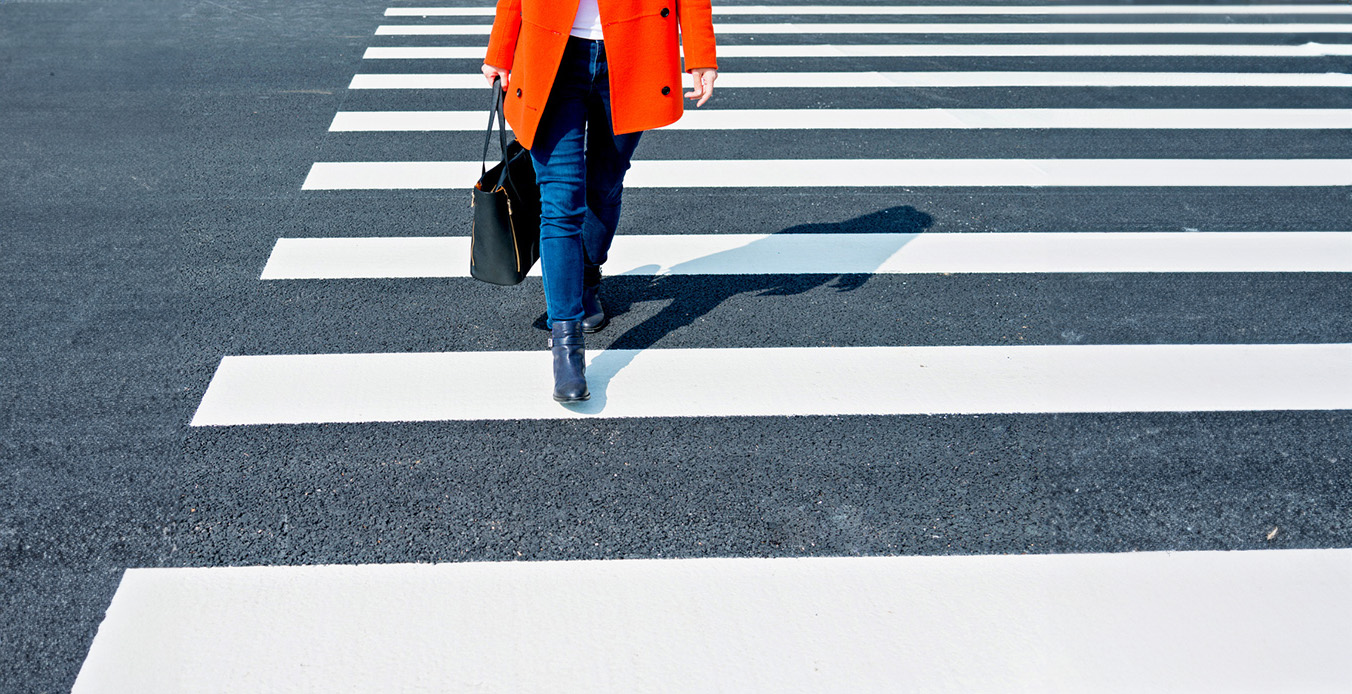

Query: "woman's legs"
<box><xmin>582</xmin><ymin>91</ymin><xmax>643</xmax><ymax>273</ymax></box>
<box><xmin>530</xmin><ymin>36</ymin><xmax>642</xmax><ymax>325</ymax></box>
<box><xmin>531</xmin><ymin>39</ymin><xmax>591</xmax><ymax>324</ymax></box>
<box><xmin>580</xmin><ymin>87</ymin><xmax>642</xmax><ymax>332</ymax></box>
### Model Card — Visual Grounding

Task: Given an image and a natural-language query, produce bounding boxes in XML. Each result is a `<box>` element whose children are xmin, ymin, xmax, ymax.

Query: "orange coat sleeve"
<box><xmin>484</xmin><ymin>0</ymin><xmax>522</xmax><ymax>70</ymax></box>
<box><xmin>676</xmin><ymin>0</ymin><xmax>717</xmax><ymax>73</ymax></box>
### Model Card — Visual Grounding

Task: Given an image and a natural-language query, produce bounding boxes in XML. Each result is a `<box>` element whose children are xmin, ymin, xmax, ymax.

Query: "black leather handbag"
<box><xmin>470</xmin><ymin>77</ymin><xmax>541</xmax><ymax>286</ymax></box>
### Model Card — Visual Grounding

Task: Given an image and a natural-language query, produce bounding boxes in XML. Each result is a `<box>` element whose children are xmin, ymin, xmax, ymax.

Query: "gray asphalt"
<box><xmin>2</xmin><ymin>0</ymin><xmax>1350</xmax><ymax>690</ymax></box>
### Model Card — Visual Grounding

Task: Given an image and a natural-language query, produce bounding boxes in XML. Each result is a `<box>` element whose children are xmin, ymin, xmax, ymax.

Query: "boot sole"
<box><xmin>553</xmin><ymin>392</ymin><xmax>591</xmax><ymax>403</ymax></box>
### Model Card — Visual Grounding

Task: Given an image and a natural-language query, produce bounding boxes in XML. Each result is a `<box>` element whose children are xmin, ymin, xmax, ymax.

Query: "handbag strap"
<box><xmin>480</xmin><ymin>77</ymin><xmax>499</xmax><ymax>178</ymax></box>
<box><xmin>480</xmin><ymin>77</ymin><xmax>513</xmax><ymax>189</ymax></box>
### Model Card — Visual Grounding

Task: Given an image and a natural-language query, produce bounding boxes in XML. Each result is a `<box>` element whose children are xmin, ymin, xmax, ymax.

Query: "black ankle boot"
<box><xmin>549</xmin><ymin>320</ymin><xmax>589</xmax><ymax>402</ymax></box>
<box><xmin>581</xmin><ymin>265</ymin><xmax>608</xmax><ymax>334</ymax></box>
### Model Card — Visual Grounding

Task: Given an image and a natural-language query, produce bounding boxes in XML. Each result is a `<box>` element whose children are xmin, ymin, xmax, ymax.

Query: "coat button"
<box><xmin>660</xmin><ymin>7</ymin><xmax>669</xmax><ymax>17</ymax></box>
<box><xmin>515</xmin><ymin>88</ymin><xmax>522</xmax><ymax>97</ymax></box>
<box><xmin>661</xmin><ymin>85</ymin><xmax>671</xmax><ymax>95</ymax></box>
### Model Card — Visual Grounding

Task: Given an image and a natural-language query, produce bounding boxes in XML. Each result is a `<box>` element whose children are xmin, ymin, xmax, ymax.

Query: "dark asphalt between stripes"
<box><xmin>2</xmin><ymin>0</ymin><xmax>1350</xmax><ymax>690</ymax></box>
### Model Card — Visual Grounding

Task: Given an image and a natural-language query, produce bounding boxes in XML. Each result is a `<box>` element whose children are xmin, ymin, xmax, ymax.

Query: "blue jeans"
<box><xmin>530</xmin><ymin>35</ymin><xmax>644</xmax><ymax>324</ymax></box>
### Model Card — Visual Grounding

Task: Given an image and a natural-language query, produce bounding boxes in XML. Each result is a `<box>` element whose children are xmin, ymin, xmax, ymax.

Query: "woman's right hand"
<box><xmin>482</xmin><ymin>63</ymin><xmax>511</xmax><ymax>90</ymax></box>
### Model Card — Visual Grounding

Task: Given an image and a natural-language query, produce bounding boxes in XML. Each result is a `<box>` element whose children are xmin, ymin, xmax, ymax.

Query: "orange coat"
<box><xmin>484</xmin><ymin>0</ymin><xmax>717</xmax><ymax>150</ymax></box>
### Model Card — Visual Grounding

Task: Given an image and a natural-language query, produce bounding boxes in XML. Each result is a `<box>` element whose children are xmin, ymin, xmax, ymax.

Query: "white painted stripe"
<box><xmin>347</xmin><ymin>71</ymin><xmax>1352</xmax><ymax>89</ymax></box>
<box><xmin>362</xmin><ymin>43</ymin><xmax>1352</xmax><ymax>59</ymax></box>
<box><xmin>301</xmin><ymin>159</ymin><xmax>1352</xmax><ymax>190</ymax></box>
<box><xmin>73</xmin><ymin>550</ymin><xmax>1352</xmax><ymax>693</ymax></box>
<box><xmin>329</xmin><ymin>108</ymin><xmax>1352</xmax><ymax>132</ymax></box>
<box><xmin>374</xmin><ymin>22</ymin><xmax>1352</xmax><ymax>35</ymax></box>
<box><xmin>386</xmin><ymin>4</ymin><xmax>1352</xmax><ymax>16</ymax></box>
<box><xmin>189</xmin><ymin>344</ymin><xmax>1352</xmax><ymax>425</ymax></box>
<box><xmin>259</xmin><ymin>233</ymin><xmax>1352</xmax><ymax>279</ymax></box>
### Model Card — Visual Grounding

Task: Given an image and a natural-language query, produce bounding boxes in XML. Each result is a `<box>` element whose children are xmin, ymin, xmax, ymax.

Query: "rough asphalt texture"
<box><xmin>2</xmin><ymin>0</ymin><xmax>1350</xmax><ymax>690</ymax></box>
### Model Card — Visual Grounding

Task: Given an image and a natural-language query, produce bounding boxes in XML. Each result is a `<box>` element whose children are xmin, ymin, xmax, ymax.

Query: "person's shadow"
<box><xmin>538</xmin><ymin>205</ymin><xmax>935</xmax><ymax>413</ymax></box>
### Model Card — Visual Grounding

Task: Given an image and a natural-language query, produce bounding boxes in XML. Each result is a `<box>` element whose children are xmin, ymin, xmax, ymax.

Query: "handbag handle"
<box><xmin>480</xmin><ymin>76</ymin><xmax>513</xmax><ymax>189</ymax></box>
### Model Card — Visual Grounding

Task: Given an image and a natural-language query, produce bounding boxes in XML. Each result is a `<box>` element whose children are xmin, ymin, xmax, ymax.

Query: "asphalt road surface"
<box><xmin>2</xmin><ymin>0</ymin><xmax>1351</xmax><ymax>690</ymax></box>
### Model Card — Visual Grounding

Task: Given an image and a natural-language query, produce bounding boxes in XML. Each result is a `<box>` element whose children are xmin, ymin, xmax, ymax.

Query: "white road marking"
<box><xmin>189</xmin><ymin>343</ymin><xmax>1352</xmax><ymax>425</ymax></box>
<box><xmin>301</xmin><ymin>159</ymin><xmax>1352</xmax><ymax>189</ymax></box>
<box><xmin>374</xmin><ymin>22</ymin><xmax>1352</xmax><ymax>35</ymax></box>
<box><xmin>259</xmin><ymin>232</ymin><xmax>1352</xmax><ymax>279</ymax></box>
<box><xmin>386</xmin><ymin>4</ymin><xmax>1352</xmax><ymax>16</ymax></box>
<box><xmin>329</xmin><ymin>108</ymin><xmax>1352</xmax><ymax>131</ymax></box>
<box><xmin>108</xmin><ymin>5</ymin><xmax>1352</xmax><ymax>693</ymax></box>
<box><xmin>347</xmin><ymin>71</ymin><xmax>1352</xmax><ymax>89</ymax></box>
<box><xmin>362</xmin><ymin>43</ymin><xmax>1352</xmax><ymax>59</ymax></box>
<box><xmin>73</xmin><ymin>549</ymin><xmax>1352</xmax><ymax>693</ymax></box>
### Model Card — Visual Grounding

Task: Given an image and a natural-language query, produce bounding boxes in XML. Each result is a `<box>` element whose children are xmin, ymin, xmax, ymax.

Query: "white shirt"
<box><xmin>570</xmin><ymin>0</ymin><xmax>605</xmax><ymax>40</ymax></box>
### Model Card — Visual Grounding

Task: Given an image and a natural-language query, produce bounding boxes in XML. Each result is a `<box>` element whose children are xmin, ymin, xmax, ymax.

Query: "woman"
<box><xmin>481</xmin><ymin>0</ymin><xmax>718</xmax><ymax>402</ymax></box>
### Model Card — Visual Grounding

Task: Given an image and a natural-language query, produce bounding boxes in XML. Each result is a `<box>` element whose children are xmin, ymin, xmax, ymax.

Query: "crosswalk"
<box><xmin>348</xmin><ymin>71</ymin><xmax>1352</xmax><ymax>87</ymax></box>
<box><xmin>191</xmin><ymin>344</ymin><xmax>1352</xmax><ymax>424</ymax></box>
<box><xmin>332</xmin><ymin>107</ymin><xmax>1352</xmax><ymax>129</ymax></box>
<box><xmin>71</xmin><ymin>549</ymin><xmax>1352</xmax><ymax>692</ymax></box>
<box><xmin>365</xmin><ymin>43</ymin><xmax>1352</xmax><ymax>57</ymax></box>
<box><xmin>387</xmin><ymin>4</ymin><xmax>1352</xmax><ymax>15</ymax></box>
<box><xmin>258</xmin><ymin>232</ymin><xmax>1352</xmax><ymax>278</ymax></box>
<box><xmin>303</xmin><ymin>158</ymin><xmax>1352</xmax><ymax>187</ymax></box>
<box><xmin>80</xmin><ymin>1</ymin><xmax>1352</xmax><ymax>690</ymax></box>
<box><xmin>375</xmin><ymin>22</ymin><xmax>1352</xmax><ymax>34</ymax></box>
